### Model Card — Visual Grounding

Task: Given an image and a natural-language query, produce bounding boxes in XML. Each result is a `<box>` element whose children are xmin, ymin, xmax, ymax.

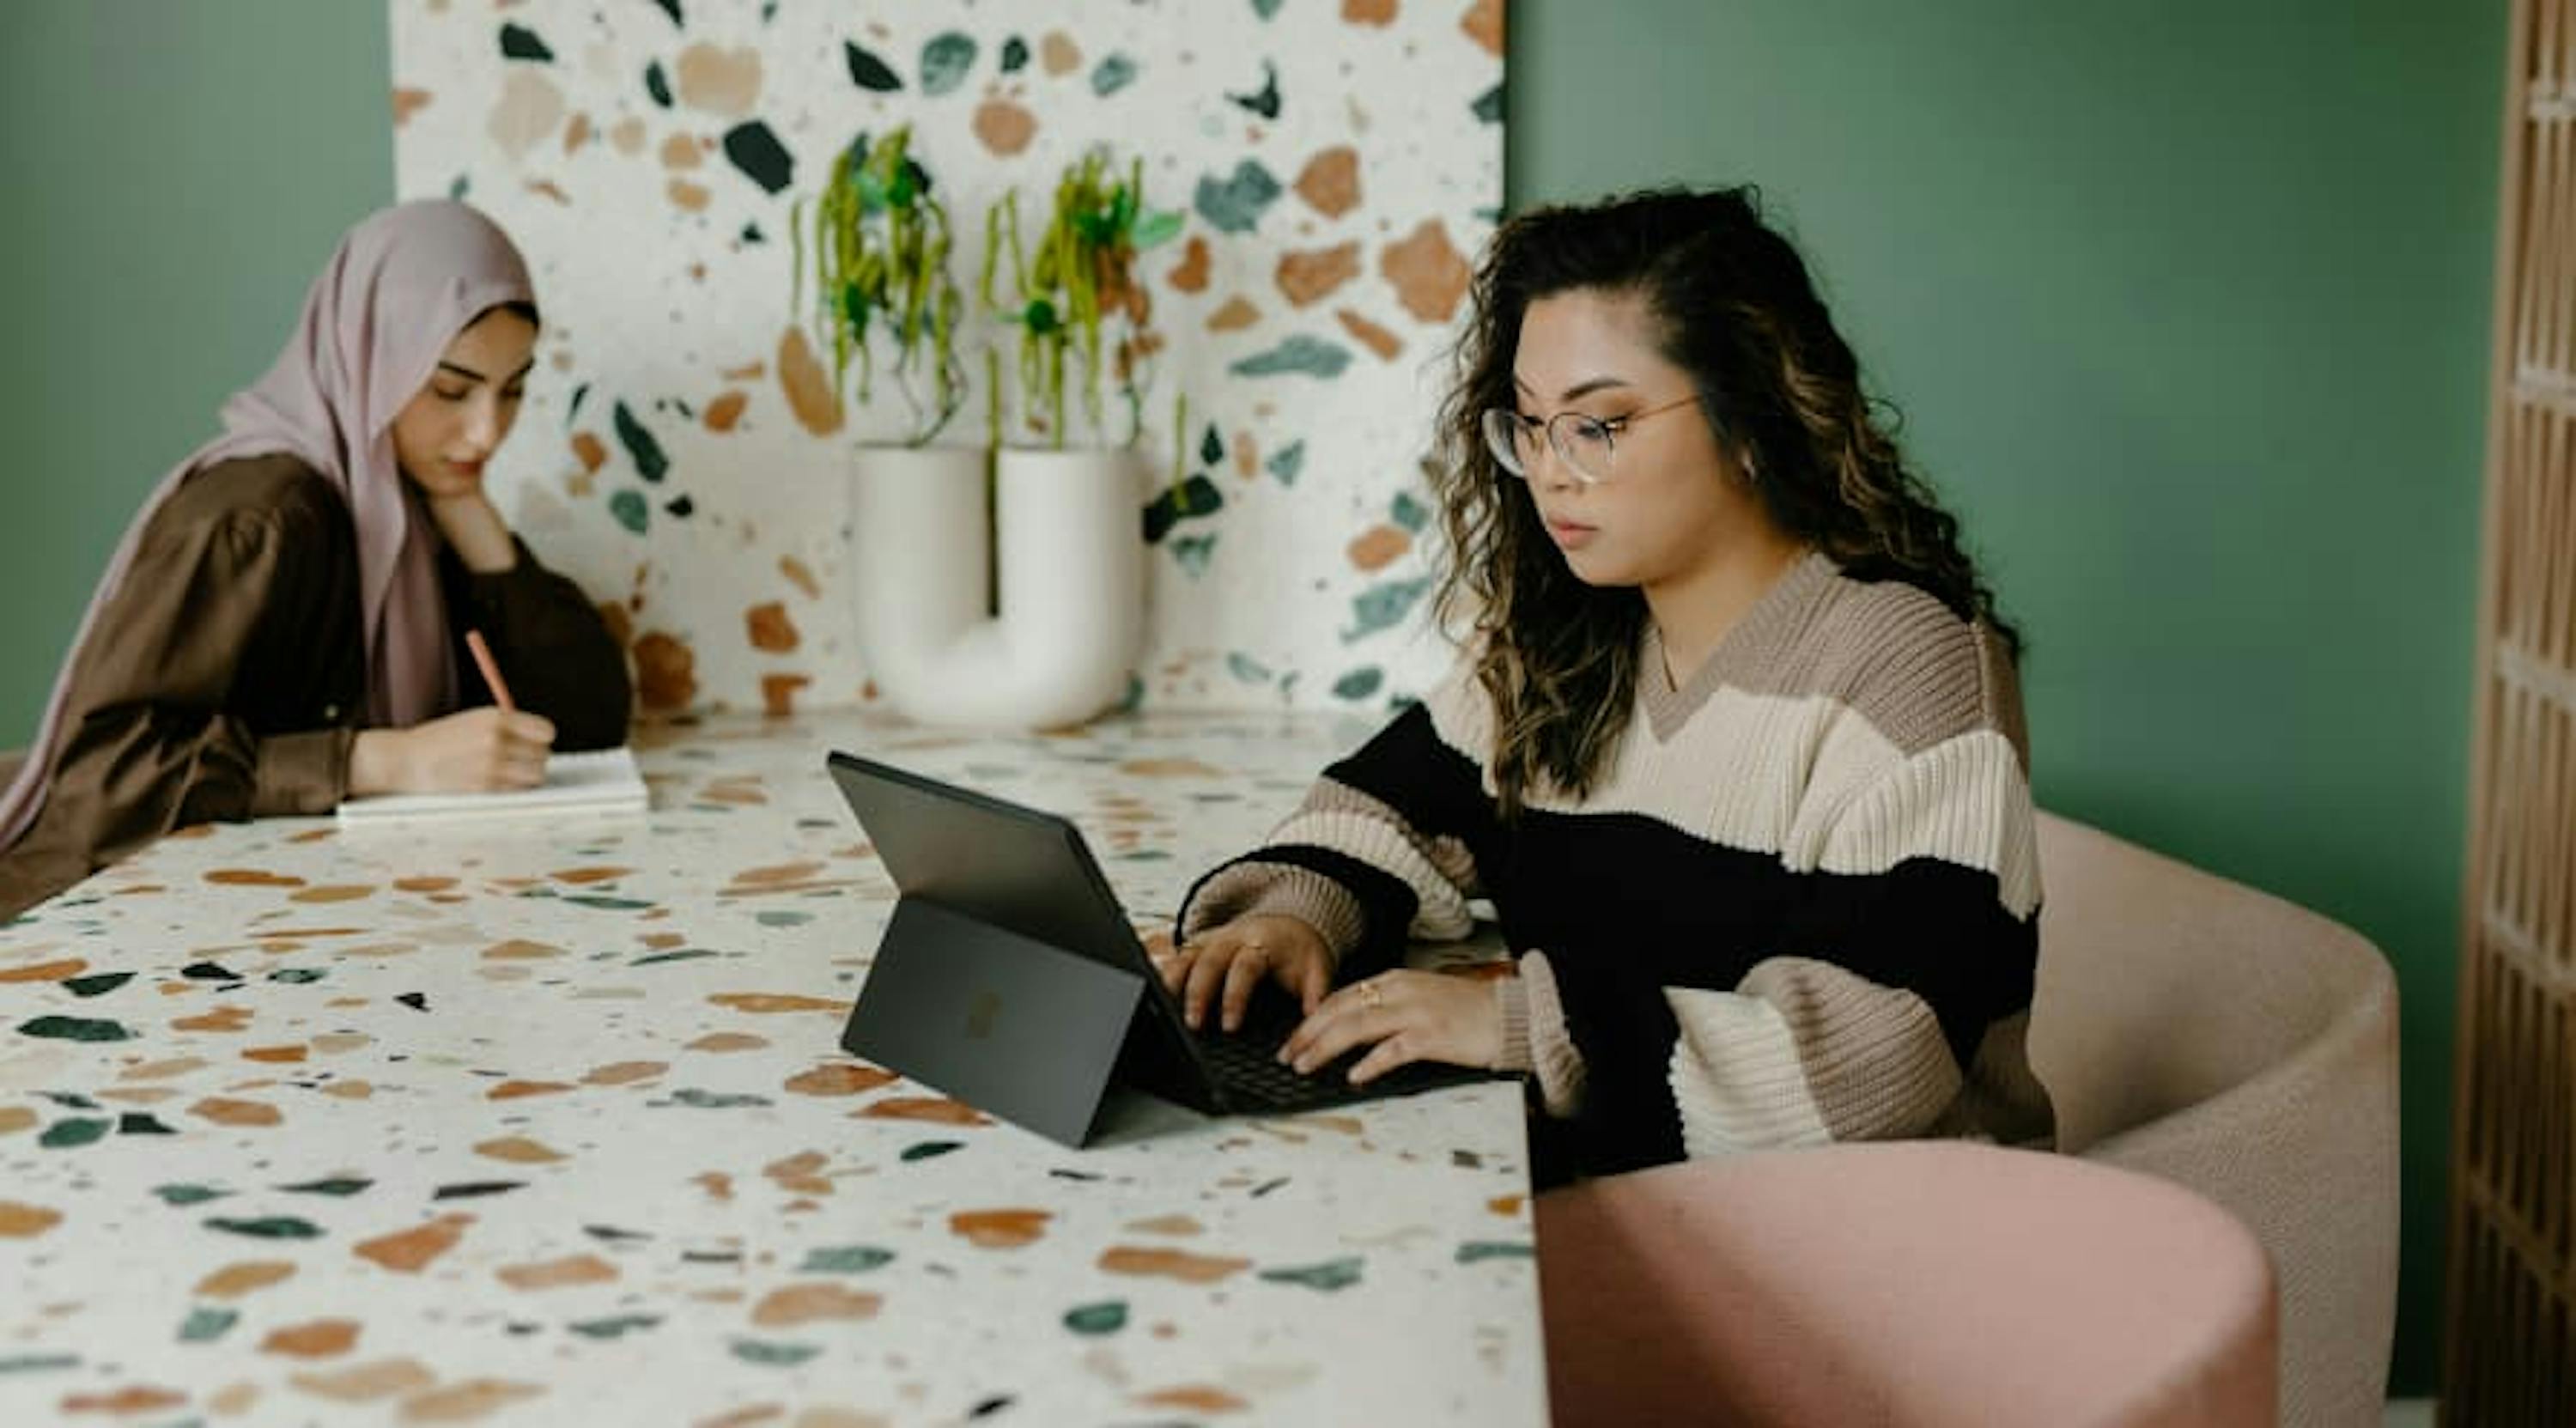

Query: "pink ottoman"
<box><xmin>1537</xmin><ymin>1141</ymin><xmax>2278</xmax><ymax>1427</ymax></box>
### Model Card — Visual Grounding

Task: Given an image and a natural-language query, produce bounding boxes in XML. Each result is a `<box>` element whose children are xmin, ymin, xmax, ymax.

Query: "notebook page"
<box><xmin>334</xmin><ymin>747</ymin><xmax>648</xmax><ymax>825</ymax></box>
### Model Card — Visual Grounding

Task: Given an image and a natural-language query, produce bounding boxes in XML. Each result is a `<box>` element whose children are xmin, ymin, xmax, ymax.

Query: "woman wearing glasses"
<box><xmin>1161</xmin><ymin>186</ymin><xmax>2047</xmax><ymax>1178</ymax></box>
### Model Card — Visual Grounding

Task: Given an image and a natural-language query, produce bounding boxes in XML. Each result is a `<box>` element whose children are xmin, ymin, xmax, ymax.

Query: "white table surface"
<box><xmin>0</xmin><ymin>709</ymin><xmax>1545</xmax><ymax>1427</ymax></box>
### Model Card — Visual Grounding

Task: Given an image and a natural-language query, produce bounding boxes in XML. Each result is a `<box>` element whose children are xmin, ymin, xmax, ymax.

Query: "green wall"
<box><xmin>0</xmin><ymin>0</ymin><xmax>2506</xmax><ymax>1395</ymax></box>
<box><xmin>1510</xmin><ymin>0</ymin><xmax>2504</xmax><ymax>1395</ymax></box>
<box><xmin>0</xmin><ymin>0</ymin><xmax>390</xmax><ymax>740</ymax></box>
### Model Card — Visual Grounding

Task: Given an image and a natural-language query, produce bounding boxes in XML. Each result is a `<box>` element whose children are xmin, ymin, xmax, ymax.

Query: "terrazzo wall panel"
<box><xmin>390</xmin><ymin>0</ymin><xmax>1505</xmax><ymax>718</ymax></box>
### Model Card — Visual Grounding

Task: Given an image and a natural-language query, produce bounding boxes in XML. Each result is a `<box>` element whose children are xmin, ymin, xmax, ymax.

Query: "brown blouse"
<box><xmin>0</xmin><ymin>455</ymin><xmax>631</xmax><ymax>919</ymax></box>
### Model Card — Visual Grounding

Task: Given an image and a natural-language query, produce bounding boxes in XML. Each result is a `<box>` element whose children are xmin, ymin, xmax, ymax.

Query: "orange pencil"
<box><xmin>464</xmin><ymin>629</ymin><xmax>516</xmax><ymax>713</ymax></box>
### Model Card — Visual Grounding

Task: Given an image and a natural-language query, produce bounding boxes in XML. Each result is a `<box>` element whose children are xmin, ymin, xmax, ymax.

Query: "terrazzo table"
<box><xmin>0</xmin><ymin>710</ymin><xmax>1544</xmax><ymax>1427</ymax></box>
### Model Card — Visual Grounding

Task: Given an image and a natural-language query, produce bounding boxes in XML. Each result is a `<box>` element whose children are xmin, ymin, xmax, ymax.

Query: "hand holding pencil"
<box><xmin>345</xmin><ymin>631</ymin><xmax>556</xmax><ymax>796</ymax></box>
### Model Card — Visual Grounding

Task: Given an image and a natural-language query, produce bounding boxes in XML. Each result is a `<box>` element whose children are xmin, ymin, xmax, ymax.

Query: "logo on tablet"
<box><xmin>964</xmin><ymin>988</ymin><xmax>1003</xmax><ymax>1040</ymax></box>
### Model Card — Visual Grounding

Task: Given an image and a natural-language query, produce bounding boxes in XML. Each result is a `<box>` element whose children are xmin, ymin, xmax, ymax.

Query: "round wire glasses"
<box><xmin>1479</xmin><ymin>392</ymin><xmax>1703</xmax><ymax>486</ymax></box>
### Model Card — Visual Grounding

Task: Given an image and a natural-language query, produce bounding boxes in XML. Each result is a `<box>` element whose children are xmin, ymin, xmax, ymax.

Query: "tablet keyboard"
<box><xmin>1195</xmin><ymin>1000</ymin><xmax>1479</xmax><ymax>1111</ymax></box>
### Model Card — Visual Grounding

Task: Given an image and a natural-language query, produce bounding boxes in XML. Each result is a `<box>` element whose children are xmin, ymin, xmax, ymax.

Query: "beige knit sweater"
<box><xmin>1179</xmin><ymin>553</ymin><xmax>2052</xmax><ymax>1173</ymax></box>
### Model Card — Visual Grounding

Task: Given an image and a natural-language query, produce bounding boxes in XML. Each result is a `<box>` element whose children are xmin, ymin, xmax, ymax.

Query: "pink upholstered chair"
<box><xmin>1535</xmin><ymin>811</ymin><xmax>2400</xmax><ymax>1426</ymax></box>
<box><xmin>2026</xmin><ymin>811</ymin><xmax>2400</xmax><ymax>1427</ymax></box>
<box><xmin>1537</xmin><ymin>1140</ymin><xmax>2278</xmax><ymax>1427</ymax></box>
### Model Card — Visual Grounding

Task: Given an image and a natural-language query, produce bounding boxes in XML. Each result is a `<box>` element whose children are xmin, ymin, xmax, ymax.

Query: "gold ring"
<box><xmin>1360</xmin><ymin>980</ymin><xmax>1383</xmax><ymax>1010</ymax></box>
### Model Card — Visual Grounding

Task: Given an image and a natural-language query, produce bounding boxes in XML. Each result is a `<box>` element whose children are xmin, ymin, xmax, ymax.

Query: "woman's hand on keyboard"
<box><xmin>1280</xmin><ymin>970</ymin><xmax>1504</xmax><ymax>1085</ymax></box>
<box><xmin>1160</xmin><ymin>915</ymin><xmax>1334</xmax><ymax>1032</ymax></box>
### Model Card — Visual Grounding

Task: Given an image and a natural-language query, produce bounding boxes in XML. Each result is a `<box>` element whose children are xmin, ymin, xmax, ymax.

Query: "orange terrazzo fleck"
<box><xmin>354</xmin><ymin>1214</ymin><xmax>471</xmax><ymax>1273</ymax></box>
<box><xmin>261</xmin><ymin>1319</ymin><xmax>360</xmax><ymax>1358</ymax></box>
<box><xmin>951</xmin><ymin>1209</ymin><xmax>1052</xmax><ymax>1249</ymax></box>
<box><xmin>854</xmin><ymin>1097</ymin><xmax>991</xmax><ymax>1127</ymax></box>
<box><xmin>750</xmin><ymin>1284</ymin><xmax>882</xmax><ymax>1327</ymax></box>
<box><xmin>785</xmin><ymin>1064</ymin><xmax>897</xmax><ymax>1097</ymax></box>
<box><xmin>1098</xmin><ymin>1246</ymin><xmax>1252</xmax><ymax>1283</ymax></box>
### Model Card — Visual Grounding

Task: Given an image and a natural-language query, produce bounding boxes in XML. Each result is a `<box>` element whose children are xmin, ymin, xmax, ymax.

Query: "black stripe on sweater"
<box><xmin>1492</xmin><ymin>808</ymin><xmax>2035</xmax><ymax>1065</ymax></box>
<box><xmin>1511</xmin><ymin>810</ymin><xmax>2034</xmax><ymax>1176</ymax></box>
<box><xmin>1320</xmin><ymin>702</ymin><xmax>1496</xmax><ymax>854</ymax></box>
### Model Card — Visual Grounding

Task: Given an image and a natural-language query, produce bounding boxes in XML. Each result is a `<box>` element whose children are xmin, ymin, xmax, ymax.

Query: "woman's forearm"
<box><xmin>427</xmin><ymin>491</ymin><xmax>519</xmax><ymax>573</ymax></box>
<box><xmin>346</xmin><ymin>728</ymin><xmax>408</xmax><ymax>795</ymax></box>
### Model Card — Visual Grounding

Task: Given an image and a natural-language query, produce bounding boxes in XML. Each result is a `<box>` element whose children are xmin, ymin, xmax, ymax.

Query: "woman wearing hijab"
<box><xmin>0</xmin><ymin>199</ymin><xmax>630</xmax><ymax>919</ymax></box>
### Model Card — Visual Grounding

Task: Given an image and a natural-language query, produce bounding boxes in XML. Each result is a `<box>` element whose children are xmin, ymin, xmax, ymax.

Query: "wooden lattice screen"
<box><xmin>2445</xmin><ymin>0</ymin><xmax>2576</xmax><ymax>1419</ymax></box>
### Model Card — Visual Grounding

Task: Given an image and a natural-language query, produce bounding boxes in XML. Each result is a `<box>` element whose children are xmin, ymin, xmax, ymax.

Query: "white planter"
<box><xmin>848</xmin><ymin>445</ymin><xmax>1145</xmax><ymax>729</ymax></box>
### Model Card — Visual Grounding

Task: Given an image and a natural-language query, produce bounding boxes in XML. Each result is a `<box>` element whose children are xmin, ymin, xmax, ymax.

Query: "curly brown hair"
<box><xmin>1431</xmin><ymin>186</ymin><xmax>2018</xmax><ymax>818</ymax></box>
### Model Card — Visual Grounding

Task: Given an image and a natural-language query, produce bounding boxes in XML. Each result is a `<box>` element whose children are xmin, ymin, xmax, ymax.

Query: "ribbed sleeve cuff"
<box><xmin>1493</xmin><ymin>975</ymin><xmax>1532</xmax><ymax>1073</ymax></box>
<box><xmin>1179</xmin><ymin>860</ymin><xmax>1367</xmax><ymax>963</ymax></box>
<box><xmin>1520</xmin><ymin>951</ymin><xmax>1587</xmax><ymax>1118</ymax></box>
<box><xmin>252</xmin><ymin>727</ymin><xmax>355</xmax><ymax>817</ymax></box>
<box><xmin>1262</xmin><ymin>805</ymin><xmax>1476</xmax><ymax>939</ymax></box>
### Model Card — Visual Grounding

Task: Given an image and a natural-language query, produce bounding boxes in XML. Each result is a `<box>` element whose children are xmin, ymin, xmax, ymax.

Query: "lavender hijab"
<box><xmin>0</xmin><ymin>199</ymin><xmax>535</xmax><ymax>849</ymax></box>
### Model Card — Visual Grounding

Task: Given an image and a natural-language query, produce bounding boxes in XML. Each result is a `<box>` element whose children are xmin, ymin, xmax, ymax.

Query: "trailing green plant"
<box><xmin>981</xmin><ymin>147</ymin><xmax>1183</xmax><ymax>448</ymax></box>
<box><xmin>792</xmin><ymin>124</ymin><xmax>966</xmax><ymax>446</ymax></box>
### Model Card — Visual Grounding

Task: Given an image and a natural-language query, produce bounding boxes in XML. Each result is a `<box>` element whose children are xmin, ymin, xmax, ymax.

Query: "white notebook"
<box><xmin>335</xmin><ymin>747</ymin><xmax>649</xmax><ymax>826</ymax></box>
